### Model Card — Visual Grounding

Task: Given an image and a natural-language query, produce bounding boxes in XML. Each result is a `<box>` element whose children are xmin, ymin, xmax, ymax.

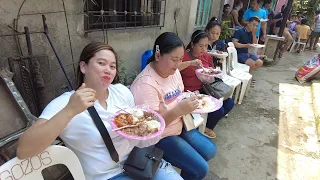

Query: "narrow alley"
<box><xmin>205</xmin><ymin>50</ymin><xmax>320</xmax><ymax>180</ymax></box>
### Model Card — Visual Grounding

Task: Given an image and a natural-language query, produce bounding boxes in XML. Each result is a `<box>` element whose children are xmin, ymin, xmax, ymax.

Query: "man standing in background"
<box><xmin>231</xmin><ymin>0</ymin><xmax>244</xmax><ymax>29</ymax></box>
<box><xmin>243</xmin><ymin>0</ymin><xmax>267</xmax><ymax>43</ymax></box>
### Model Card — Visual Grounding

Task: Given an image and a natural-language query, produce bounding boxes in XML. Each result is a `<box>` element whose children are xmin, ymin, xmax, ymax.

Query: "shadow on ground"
<box><xmin>205</xmin><ymin>49</ymin><xmax>320</xmax><ymax>180</ymax></box>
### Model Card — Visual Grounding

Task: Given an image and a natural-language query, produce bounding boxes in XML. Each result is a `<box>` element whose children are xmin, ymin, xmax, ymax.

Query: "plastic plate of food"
<box><xmin>177</xmin><ymin>92</ymin><xmax>223</xmax><ymax>114</ymax></box>
<box><xmin>195</xmin><ymin>68</ymin><xmax>223</xmax><ymax>84</ymax></box>
<box><xmin>252</xmin><ymin>44</ymin><xmax>265</xmax><ymax>48</ymax></box>
<box><xmin>207</xmin><ymin>50</ymin><xmax>228</xmax><ymax>57</ymax></box>
<box><xmin>109</xmin><ymin>106</ymin><xmax>165</xmax><ymax>140</ymax></box>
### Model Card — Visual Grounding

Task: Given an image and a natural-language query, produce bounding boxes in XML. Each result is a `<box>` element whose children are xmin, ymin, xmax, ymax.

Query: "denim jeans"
<box><xmin>108</xmin><ymin>159</ymin><xmax>183</xmax><ymax>180</ymax></box>
<box><xmin>206</xmin><ymin>98</ymin><xmax>234</xmax><ymax>129</ymax></box>
<box><xmin>155</xmin><ymin>129</ymin><xmax>217</xmax><ymax>180</ymax></box>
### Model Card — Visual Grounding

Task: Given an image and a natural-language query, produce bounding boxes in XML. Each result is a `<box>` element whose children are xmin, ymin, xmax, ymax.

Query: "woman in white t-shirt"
<box><xmin>16</xmin><ymin>42</ymin><xmax>183</xmax><ymax>180</ymax></box>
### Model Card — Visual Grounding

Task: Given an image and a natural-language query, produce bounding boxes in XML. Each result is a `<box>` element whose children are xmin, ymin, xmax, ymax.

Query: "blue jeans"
<box><xmin>156</xmin><ymin>129</ymin><xmax>217</xmax><ymax>180</ymax></box>
<box><xmin>206</xmin><ymin>98</ymin><xmax>234</xmax><ymax>129</ymax></box>
<box><xmin>109</xmin><ymin>159</ymin><xmax>183</xmax><ymax>180</ymax></box>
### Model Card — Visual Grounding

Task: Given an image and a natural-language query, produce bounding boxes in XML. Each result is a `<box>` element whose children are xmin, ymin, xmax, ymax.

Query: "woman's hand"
<box><xmin>176</xmin><ymin>96</ymin><xmax>198</xmax><ymax>116</ymax></box>
<box><xmin>190</xmin><ymin>59</ymin><xmax>203</xmax><ymax>66</ymax></box>
<box><xmin>65</xmin><ymin>83</ymin><xmax>96</xmax><ymax>116</ymax></box>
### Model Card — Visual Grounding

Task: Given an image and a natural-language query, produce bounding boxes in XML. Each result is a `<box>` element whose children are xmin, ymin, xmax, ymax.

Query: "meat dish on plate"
<box><xmin>114</xmin><ymin>109</ymin><xmax>161</xmax><ymax>137</ymax></box>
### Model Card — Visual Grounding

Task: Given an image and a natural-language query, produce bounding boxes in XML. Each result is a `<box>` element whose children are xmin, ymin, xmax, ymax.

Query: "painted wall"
<box><xmin>0</xmin><ymin>0</ymin><xmax>222</xmax><ymax>97</ymax></box>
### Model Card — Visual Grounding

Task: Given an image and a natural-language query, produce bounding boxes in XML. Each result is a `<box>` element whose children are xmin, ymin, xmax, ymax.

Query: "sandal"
<box><xmin>258</xmin><ymin>55</ymin><xmax>267</xmax><ymax>60</ymax></box>
<box><xmin>204</xmin><ymin>128</ymin><xmax>216</xmax><ymax>139</ymax></box>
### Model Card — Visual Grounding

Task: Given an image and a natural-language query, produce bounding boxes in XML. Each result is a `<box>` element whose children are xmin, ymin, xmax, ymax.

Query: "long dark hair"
<box><xmin>147</xmin><ymin>32</ymin><xmax>184</xmax><ymax>64</ymax></box>
<box><xmin>76</xmin><ymin>42</ymin><xmax>119</xmax><ymax>88</ymax></box>
<box><xmin>186</xmin><ymin>30</ymin><xmax>208</xmax><ymax>50</ymax></box>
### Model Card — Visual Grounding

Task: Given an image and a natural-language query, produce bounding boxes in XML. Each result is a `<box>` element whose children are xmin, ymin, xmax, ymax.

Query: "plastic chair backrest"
<box><xmin>0</xmin><ymin>145</ymin><xmax>85</xmax><ymax>180</ymax></box>
<box><xmin>228</xmin><ymin>42</ymin><xmax>235</xmax><ymax>47</ymax></box>
<box><xmin>141</xmin><ymin>50</ymin><xmax>153</xmax><ymax>71</ymax></box>
<box><xmin>227</xmin><ymin>46</ymin><xmax>239</xmax><ymax>71</ymax></box>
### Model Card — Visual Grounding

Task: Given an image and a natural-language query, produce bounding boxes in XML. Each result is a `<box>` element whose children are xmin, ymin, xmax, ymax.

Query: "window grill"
<box><xmin>195</xmin><ymin>0</ymin><xmax>212</xmax><ymax>28</ymax></box>
<box><xmin>84</xmin><ymin>0</ymin><xmax>166</xmax><ymax>31</ymax></box>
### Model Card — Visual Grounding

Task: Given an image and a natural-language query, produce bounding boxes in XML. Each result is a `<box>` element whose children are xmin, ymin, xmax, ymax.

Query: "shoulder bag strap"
<box><xmin>87</xmin><ymin>106</ymin><xmax>119</xmax><ymax>162</ymax></box>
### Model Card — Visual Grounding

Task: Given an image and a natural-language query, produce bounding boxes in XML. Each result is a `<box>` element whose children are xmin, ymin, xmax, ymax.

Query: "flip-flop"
<box><xmin>259</xmin><ymin>55</ymin><xmax>267</xmax><ymax>60</ymax></box>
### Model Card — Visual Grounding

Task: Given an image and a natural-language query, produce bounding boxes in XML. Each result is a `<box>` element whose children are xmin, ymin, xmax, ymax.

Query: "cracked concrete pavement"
<box><xmin>205</xmin><ymin>50</ymin><xmax>320</xmax><ymax>180</ymax></box>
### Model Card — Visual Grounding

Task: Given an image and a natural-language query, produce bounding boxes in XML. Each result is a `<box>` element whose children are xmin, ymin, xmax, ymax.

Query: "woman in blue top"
<box><xmin>205</xmin><ymin>17</ymin><xmax>226</xmax><ymax>68</ymax></box>
<box><xmin>206</xmin><ymin>17</ymin><xmax>226</xmax><ymax>51</ymax></box>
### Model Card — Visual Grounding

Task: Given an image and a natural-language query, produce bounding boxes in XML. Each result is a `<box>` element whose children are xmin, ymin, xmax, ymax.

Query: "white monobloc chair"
<box><xmin>218</xmin><ymin>58</ymin><xmax>242</xmax><ymax>103</ymax></box>
<box><xmin>289</xmin><ymin>37</ymin><xmax>306</xmax><ymax>53</ymax></box>
<box><xmin>209</xmin><ymin>43</ymin><xmax>241</xmax><ymax>103</ymax></box>
<box><xmin>0</xmin><ymin>145</ymin><xmax>85</xmax><ymax>180</ymax></box>
<box><xmin>227</xmin><ymin>43</ymin><xmax>250</xmax><ymax>73</ymax></box>
<box><xmin>196</xmin><ymin>113</ymin><xmax>207</xmax><ymax>134</ymax></box>
<box><xmin>227</xmin><ymin>46</ymin><xmax>253</xmax><ymax>104</ymax></box>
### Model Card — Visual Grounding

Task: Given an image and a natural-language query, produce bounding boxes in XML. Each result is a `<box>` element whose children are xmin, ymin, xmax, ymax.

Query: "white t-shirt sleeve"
<box><xmin>39</xmin><ymin>92</ymin><xmax>72</xmax><ymax>120</ymax></box>
<box><xmin>112</xmin><ymin>84</ymin><xmax>135</xmax><ymax>107</ymax></box>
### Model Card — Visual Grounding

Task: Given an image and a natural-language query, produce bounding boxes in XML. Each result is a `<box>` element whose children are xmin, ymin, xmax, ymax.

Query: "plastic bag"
<box><xmin>296</xmin><ymin>54</ymin><xmax>320</xmax><ymax>83</ymax></box>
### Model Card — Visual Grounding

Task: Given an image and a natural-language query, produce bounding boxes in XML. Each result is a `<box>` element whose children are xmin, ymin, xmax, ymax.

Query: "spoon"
<box><xmin>112</xmin><ymin>124</ymin><xmax>140</xmax><ymax>131</ymax></box>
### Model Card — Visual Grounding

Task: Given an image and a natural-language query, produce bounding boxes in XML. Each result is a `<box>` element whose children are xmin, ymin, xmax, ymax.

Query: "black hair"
<box><xmin>264</xmin><ymin>0</ymin><xmax>272</xmax><ymax>4</ymax></box>
<box><xmin>301</xmin><ymin>18</ymin><xmax>308</xmax><ymax>25</ymax></box>
<box><xmin>256</xmin><ymin>0</ymin><xmax>262</xmax><ymax>4</ymax></box>
<box><xmin>147</xmin><ymin>32</ymin><xmax>184</xmax><ymax>64</ymax></box>
<box><xmin>281</xmin><ymin>5</ymin><xmax>285</xmax><ymax>12</ymax></box>
<box><xmin>316</xmin><ymin>9</ymin><xmax>320</xmax><ymax>15</ymax></box>
<box><xmin>205</xmin><ymin>17</ymin><xmax>222</xmax><ymax>32</ymax></box>
<box><xmin>224</xmin><ymin>4</ymin><xmax>231</xmax><ymax>10</ymax></box>
<box><xmin>248</xmin><ymin>16</ymin><xmax>261</xmax><ymax>23</ymax></box>
<box><xmin>234</xmin><ymin>0</ymin><xmax>243</xmax><ymax>7</ymax></box>
<box><xmin>186</xmin><ymin>30</ymin><xmax>208</xmax><ymax>50</ymax></box>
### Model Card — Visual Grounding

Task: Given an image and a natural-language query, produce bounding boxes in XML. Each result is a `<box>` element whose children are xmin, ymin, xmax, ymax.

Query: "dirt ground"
<box><xmin>205</xmin><ymin>49</ymin><xmax>320</xmax><ymax>180</ymax></box>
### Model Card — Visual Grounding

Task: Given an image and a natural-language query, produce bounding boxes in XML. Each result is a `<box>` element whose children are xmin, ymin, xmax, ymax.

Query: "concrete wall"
<box><xmin>0</xmin><ymin>0</ymin><xmax>222</xmax><ymax>97</ymax></box>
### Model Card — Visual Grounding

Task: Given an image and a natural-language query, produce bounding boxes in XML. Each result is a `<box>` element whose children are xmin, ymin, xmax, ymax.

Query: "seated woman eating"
<box><xmin>206</xmin><ymin>17</ymin><xmax>226</xmax><ymax>52</ymax></box>
<box><xmin>205</xmin><ymin>18</ymin><xmax>226</xmax><ymax>68</ymax></box>
<box><xmin>179</xmin><ymin>30</ymin><xmax>235</xmax><ymax>139</ymax></box>
<box><xmin>131</xmin><ymin>32</ymin><xmax>217</xmax><ymax>180</ymax></box>
<box><xmin>16</xmin><ymin>42</ymin><xmax>183</xmax><ymax>180</ymax></box>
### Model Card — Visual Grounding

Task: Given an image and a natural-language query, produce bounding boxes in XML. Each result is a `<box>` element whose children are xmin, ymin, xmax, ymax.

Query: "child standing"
<box><xmin>295</xmin><ymin>18</ymin><xmax>311</xmax><ymax>53</ymax></box>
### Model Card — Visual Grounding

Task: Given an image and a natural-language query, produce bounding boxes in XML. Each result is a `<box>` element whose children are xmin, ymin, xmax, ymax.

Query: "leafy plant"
<box><xmin>117</xmin><ymin>60</ymin><xmax>139</xmax><ymax>86</ymax></box>
<box><xmin>293</xmin><ymin>0</ymin><xmax>320</xmax><ymax>26</ymax></box>
<box><xmin>219</xmin><ymin>22</ymin><xmax>232</xmax><ymax>40</ymax></box>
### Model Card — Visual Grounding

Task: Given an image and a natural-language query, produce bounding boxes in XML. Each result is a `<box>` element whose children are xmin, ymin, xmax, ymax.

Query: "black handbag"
<box><xmin>87</xmin><ymin>106</ymin><xmax>163</xmax><ymax>180</ymax></box>
<box><xmin>187</xmin><ymin>51</ymin><xmax>233</xmax><ymax>100</ymax></box>
<box><xmin>202</xmin><ymin>78</ymin><xmax>233</xmax><ymax>100</ymax></box>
